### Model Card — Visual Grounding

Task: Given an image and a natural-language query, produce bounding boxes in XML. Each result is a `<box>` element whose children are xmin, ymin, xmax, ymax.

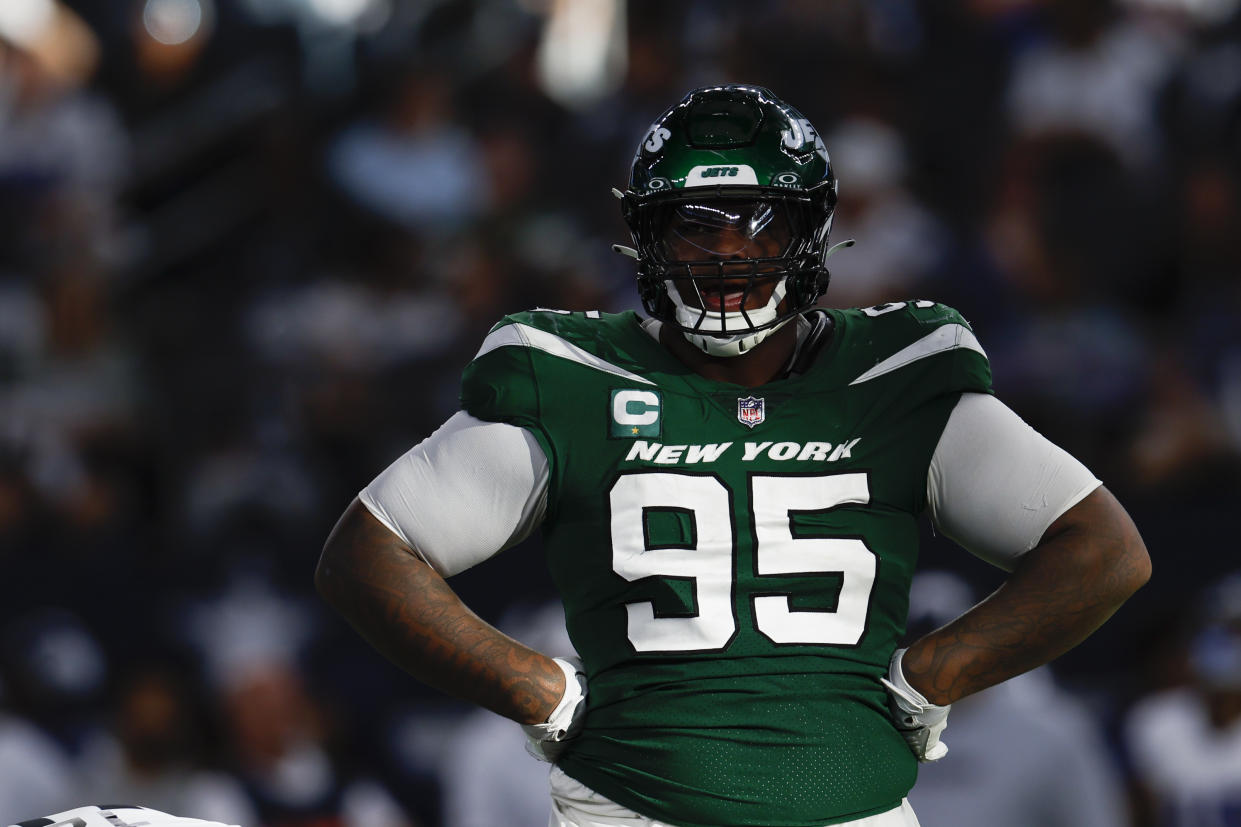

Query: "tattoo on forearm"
<box><xmin>317</xmin><ymin>502</ymin><xmax>563</xmax><ymax>723</ymax></box>
<box><xmin>904</xmin><ymin>487</ymin><xmax>1150</xmax><ymax>705</ymax></box>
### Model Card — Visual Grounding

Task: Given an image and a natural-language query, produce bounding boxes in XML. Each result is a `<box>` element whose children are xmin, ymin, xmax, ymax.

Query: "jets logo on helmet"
<box><xmin>643</xmin><ymin>126</ymin><xmax>672</xmax><ymax>153</ymax></box>
<box><xmin>614</xmin><ymin>85</ymin><xmax>845</xmax><ymax>358</ymax></box>
<box><xmin>780</xmin><ymin>117</ymin><xmax>830</xmax><ymax>163</ymax></box>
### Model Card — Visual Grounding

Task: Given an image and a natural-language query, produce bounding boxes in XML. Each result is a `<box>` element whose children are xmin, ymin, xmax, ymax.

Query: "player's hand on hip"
<box><xmin>522</xmin><ymin>656</ymin><xmax>588</xmax><ymax>762</ymax></box>
<box><xmin>880</xmin><ymin>647</ymin><xmax>950</xmax><ymax>762</ymax></box>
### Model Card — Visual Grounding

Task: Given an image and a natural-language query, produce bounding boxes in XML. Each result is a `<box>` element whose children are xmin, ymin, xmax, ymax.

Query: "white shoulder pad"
<box><xmin>360</xmin><ymin>411</ymin><xmax>549</xmax><ymax>577</ymax></box>
<box><xmin>927</xmin><ymin>393</ymin><xmax>1101</xmax><ymax>570</ymax></box>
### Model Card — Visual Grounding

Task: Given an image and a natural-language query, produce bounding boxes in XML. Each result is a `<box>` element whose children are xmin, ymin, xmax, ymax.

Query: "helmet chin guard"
<box><xmin>682</xmin><ymin>320</ymin><xmax>793</xmax><ymax>358</ymax></box>
<box><xmin>616</xmin><ymin>85</ymin><xmax>840</xmax><ymax>357</ymax></box>
<box><xmin>666</xmin><ymin>274</ymin><xmax>791</xmax><ymax>357</ymax></box>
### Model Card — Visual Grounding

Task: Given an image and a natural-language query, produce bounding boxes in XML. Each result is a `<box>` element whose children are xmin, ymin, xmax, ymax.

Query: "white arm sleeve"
<box><xmin>927</xmin><ymin>393</ymin><xmax>1101</xmax><ymax>571</ymax></box>
<box><xmin>359</xmin><ymin>411</ymin><xmax>549</xmax><ymax>577</ymax></box>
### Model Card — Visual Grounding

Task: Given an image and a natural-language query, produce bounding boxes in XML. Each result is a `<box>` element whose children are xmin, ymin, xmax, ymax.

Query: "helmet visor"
<box><xmin>655</xmin><ymin>199</ymin><xmax>794</xmax><ymax>263</ymax></box>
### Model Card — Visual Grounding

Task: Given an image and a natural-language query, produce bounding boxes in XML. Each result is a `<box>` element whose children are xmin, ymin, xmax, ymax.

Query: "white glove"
<box><xmin>521</xmin><ymin>656</ymin><xmax>587</xmax><ymax>762</ymax></box>
<box><xmin>880</xmin><ymin>647</ymin><xmax>950</xmax><ymax>762</ymax></box>
<box><xmin>8</xmin><ymin>806</ymin><xmax>241</xmax><ymax>827</ymax></box>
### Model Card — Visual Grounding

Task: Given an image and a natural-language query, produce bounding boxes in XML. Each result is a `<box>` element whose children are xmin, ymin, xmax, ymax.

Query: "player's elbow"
<box><xmin>1117</xmin><ymin>531</ymin><xmax>1151</xmax><ymax>599</ymax></box>
<box><xmin>314</xmin><ymin>538</ymin><xmax>347</xmax><ymax>609</ymax></box>
<box><xmin>1040</xmin><ymin>485</ymin><xmax>1151</xmax><ymax>606</ymax></box>
<box><xmin>314</xmin><ymin>535</ymin><xmax>376</xmax><ymax>626</ymax></box>
<box><xmin>1081</xmin><ymin>488</ymin><xmax>1151</xmax><ymax>604</ymax></box>
<box><xmin>314</xmin><ymin>544</ymin><xmax>336</xmax><ymax>601</ymax></box>
<box><xmin>315</xmin><ymin>499</ymin><xmax>369</xmax><ymax>606</ymax></box>
<box><xmin>1099</xmin><ymin>492</ymin><xmax>1151</xmax><ymax>601</ymax></box>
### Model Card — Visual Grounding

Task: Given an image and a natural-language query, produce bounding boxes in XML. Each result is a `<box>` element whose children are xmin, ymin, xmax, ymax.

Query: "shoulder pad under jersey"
<box><xmin>837</xmin><ymin>300</ymin><xmax>992</xmax><ymax>395</ymax></box>
<box><xmin>460</xmin><ymin>310</ymin><xmax>653</xmax><ymax>427</ymax></box>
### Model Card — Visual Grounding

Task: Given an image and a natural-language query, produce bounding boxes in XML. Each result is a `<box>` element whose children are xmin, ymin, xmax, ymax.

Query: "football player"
<box><xmin>315</xmin><ymin>85</ymin><xmax>1150</xmax><ymax>827</ymax></box>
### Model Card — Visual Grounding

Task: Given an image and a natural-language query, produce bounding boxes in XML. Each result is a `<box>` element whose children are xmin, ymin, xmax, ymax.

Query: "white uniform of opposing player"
<box><xmin>5</xmin><ymin>806</ymin><xmax>239</xmax><ymax>827</ymax></box>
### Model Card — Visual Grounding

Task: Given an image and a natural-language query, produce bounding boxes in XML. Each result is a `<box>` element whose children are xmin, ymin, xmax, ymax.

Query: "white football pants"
<box><xmin>547</xmin><ymin>766</ymin><xmax>921</xmax><ymax>827</ymax></box>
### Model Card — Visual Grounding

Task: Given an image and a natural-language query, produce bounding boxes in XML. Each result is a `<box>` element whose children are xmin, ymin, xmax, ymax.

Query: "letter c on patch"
<box><xmin>613</xmin><ymin>389</ymin><xmax>660</xmax><ymax>426</ymax></box>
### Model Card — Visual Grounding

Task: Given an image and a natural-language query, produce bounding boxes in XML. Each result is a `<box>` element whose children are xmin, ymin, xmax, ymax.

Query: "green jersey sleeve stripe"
<box><xmin>473</xmin><ymin>322</ymin><xmax>657</xmax><ymax>386</ymax></box>
<box><xmin>848</xmin><ymin>323</ymin><xmax>986</xmax><ymax>386</ymax></box>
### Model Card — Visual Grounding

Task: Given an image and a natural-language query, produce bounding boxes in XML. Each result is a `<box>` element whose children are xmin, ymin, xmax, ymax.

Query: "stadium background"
<box><xmin>1</xmin><ymin>0</ymin><xmax>1239</xmax><ymax>824</ymax></box>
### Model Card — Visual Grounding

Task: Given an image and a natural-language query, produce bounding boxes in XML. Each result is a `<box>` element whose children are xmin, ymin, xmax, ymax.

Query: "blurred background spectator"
<box><xmin>77</xmin><ymin>661</ymin><xmax>258</xmax><ymax>824</ymax></box>
<box><xmin>1124</xmin><ymin>574</ymin><xmax>1241</xmax><ymax>826</ymax></box>
<box><xmin>1</xmin><ymin>0</ymin><xmax>1239</xmax><ymax>824</ymax></box>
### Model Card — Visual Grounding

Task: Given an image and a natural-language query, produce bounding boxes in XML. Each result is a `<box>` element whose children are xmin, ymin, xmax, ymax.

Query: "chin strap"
<box><xmin>687</xmin><ymin>316</ymin><xmax>793</xmax><ymax>358</ymax></box>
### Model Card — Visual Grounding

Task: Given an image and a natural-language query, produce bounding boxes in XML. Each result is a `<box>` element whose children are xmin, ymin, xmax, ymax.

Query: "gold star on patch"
<box><xmin>631</xmin><ymin>426</ymin><xmax>640</xmax><ymax>435</ymax></box>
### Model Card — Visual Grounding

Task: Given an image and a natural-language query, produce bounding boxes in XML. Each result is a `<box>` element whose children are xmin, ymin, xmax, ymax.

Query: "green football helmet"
<box><xmin>615</xmin><ymin>84</ymin><xmax>842</xmax><ymax>357</ymax></box>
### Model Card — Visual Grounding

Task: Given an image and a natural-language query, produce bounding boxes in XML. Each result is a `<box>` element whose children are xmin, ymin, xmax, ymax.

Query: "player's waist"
<box><xmin>558</xmin><ymin>683</ymin><xmax>915</xmax><ymax>827</ymax></box>
<box><xmin>581</xmin><ymin>666</ymin><xmax>890</xmax><ymax>744</ymax></box>
<box><xmin>549</xmin><ymin>766</ymin><xmax>919</xmax><ymax>827</ymax></box>
<box><xmin>585</xmin><ymin>653</ymin><xmax>885</xmax><ymax>709</ymax></box>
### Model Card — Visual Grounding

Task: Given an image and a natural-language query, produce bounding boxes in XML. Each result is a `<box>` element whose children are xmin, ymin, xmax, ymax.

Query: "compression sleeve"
<box><xmin>927</xmin><ymin>393</ymin><xmax>1101</xmax><ymax>571</ymax></box>
<box><xmin>359</xmin><ymin>411</ymin><xmax>549</xmax><ymax>577</ymax></box>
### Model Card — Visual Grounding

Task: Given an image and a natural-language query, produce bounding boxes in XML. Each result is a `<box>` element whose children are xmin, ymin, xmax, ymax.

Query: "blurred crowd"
<box><xmin>1</xmin><ymin>0</ymin><xmax>1240</xmax><ymax>824</ymax></box>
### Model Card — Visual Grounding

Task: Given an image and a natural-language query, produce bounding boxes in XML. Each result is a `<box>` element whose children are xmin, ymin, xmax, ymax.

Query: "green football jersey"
<box><xmin>460</xmin><ymin>301</ymin><xmax>992</xmax><ymax>827</ymax></box>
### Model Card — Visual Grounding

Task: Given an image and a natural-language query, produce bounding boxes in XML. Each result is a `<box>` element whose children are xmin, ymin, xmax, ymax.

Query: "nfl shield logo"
<box><xmin>737</xmin><ymin>396</ymin><xmax>765</xmax><ymax>428</ymax></box>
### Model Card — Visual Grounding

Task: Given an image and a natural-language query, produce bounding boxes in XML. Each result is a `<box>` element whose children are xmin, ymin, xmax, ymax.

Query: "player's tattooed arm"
<box><xmin>902</xmin><ymin>485</ymin><xmax>1150</xmax><ymax>706</ymax></box>
<box><xmin>315</xmin><ymin>498</ymin><xmax>564</xmax><ymax>725</ymax></box>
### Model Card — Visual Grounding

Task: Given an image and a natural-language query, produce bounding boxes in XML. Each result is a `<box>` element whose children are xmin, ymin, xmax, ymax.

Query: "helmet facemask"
<box><xmin>628</xmin><ymin>184</ymin><xmax>835</xmax><ymax>357</ymax></box>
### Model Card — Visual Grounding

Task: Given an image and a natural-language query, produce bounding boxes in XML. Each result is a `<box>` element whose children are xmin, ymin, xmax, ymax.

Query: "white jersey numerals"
<box><xmin>750</xmin><ymin>473</ymin><xmax>875</xmax><ymax>645</ymax></box>
<box><xmin>609</xmin><ymin>471</ymin><xmax>877</xmax><ymax>652</ymax></box>
<box><xmin>611</xmin><ymin>473</ymin><xmax>736</xmax><ymax>651</ymax></box>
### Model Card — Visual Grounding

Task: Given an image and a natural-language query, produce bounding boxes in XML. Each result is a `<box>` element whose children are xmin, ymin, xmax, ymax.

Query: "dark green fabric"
<box><xmin>460</xmin><ymin>302</ymin><xmax>992</xmax><ymax>826</ymax></box>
